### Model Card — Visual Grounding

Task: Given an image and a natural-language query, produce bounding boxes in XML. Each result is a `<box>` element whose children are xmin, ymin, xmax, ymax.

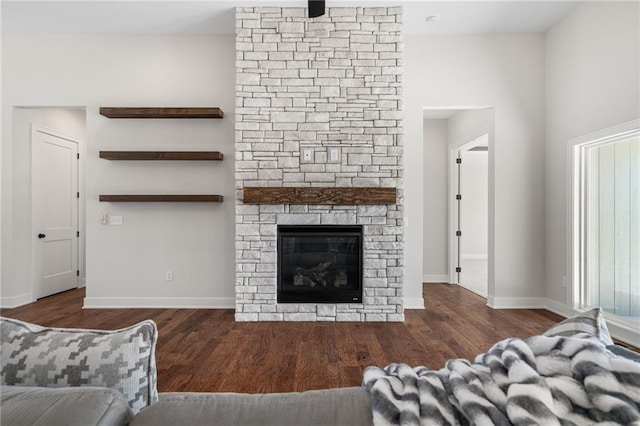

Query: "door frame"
<box><xmin>30</xmin><ymin>124</ymin><xmax>81</xmax><ymax>300</ymax></box>
<box><xmin>448</xmin><ymin>130</ymin><xmax>491</xmax><ymax>286</ymax></box>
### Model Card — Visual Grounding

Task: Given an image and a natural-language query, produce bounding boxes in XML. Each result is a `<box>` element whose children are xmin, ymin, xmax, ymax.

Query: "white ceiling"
<box><xmin>2</xmin><ymin>0</ymin><xmax>581</xmax><ymax>35</ymax></box>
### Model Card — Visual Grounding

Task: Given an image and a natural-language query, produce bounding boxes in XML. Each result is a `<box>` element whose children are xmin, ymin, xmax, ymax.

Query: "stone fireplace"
<box><xmin>235</xmin><ymin>6</ymin><xmax>404</xmax><ymax>321</ymax></box>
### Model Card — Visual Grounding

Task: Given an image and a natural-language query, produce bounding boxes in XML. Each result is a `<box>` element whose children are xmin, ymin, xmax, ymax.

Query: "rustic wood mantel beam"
<box><xmin>242</xmin><ymin>187</ymin><xmax>397</xmax><ymax>205</ymax></box>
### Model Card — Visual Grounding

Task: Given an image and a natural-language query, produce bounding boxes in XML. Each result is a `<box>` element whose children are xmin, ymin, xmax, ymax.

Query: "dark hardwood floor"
<box><xmin>1</xmin><ymin>284</ymin><xmax>562</xmax><ymax>394</ymax></box>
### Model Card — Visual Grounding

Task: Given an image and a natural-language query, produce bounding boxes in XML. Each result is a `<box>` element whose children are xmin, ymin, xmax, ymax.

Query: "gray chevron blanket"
<box><xmin>363</xmin><ymin>334</ymin><xmax>640</xmax><ymax>425</ymax></box>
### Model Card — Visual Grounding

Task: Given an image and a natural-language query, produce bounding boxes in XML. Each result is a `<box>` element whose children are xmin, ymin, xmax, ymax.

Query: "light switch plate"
<box><xmin>328</xmin><ymin>147</ymin><xmax>341</xmax><ymax>163</ymax></box>
<box><xmin>109</xmin><ymin>215</ymin><xmax>123</xmax><ymax>225</ymax></box>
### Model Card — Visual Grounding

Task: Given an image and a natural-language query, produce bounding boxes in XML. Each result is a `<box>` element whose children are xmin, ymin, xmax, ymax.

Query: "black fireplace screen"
<box><xmin>277</xmin><ymin>225</ymin><xmax>363</xmax><ymax>303</ymax></box>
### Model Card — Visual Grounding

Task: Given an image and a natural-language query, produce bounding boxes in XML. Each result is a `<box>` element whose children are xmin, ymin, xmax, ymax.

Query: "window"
<box><xmin>571</xmin><ymin>120</ymin><xmax>640</xmax><ymax>324</ymax></box>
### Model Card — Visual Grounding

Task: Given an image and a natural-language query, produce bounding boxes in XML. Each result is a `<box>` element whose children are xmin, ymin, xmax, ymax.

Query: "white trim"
<box><xmin>448</xmin><ymin>145</ymin><xmax>457</xmax><ymax>284</ymax></box>
<box><xmin>487</xmin><ymin>296</ymin><xmax>546</xmax><ymax>309</ymax></box>
<box><xmin>0</xmin><ymin>293</ymin><xmax>33</xmax><ymax>309</ymax></box>
<box><xmin>567</xmin><ymin>119</ymin><xmax>640</xmax><ymax>310</ymax></box>
<box><xmin>423</xmin><ymin>274</ymin><xmax>449</xmax><ymax>283</ymax></box>
<box><xmin>403</xmin><ymin>297</ymin><xmax>425</xmax><ymax>309</ymax></box>
<box><xmin>568</xmin><ymin>120</ymin><xmax>640</xmax><ymax>148</ymax></box>
<box><xmin>83</xmin><ymin>297</ymin><xmax>235</xmax><ymax>309</ymax></box>
<box><xmin>544</xmin><ymin>298</ymin><xmax>579</xmax><ymax>318</ymax></box>
<box><xmin>32</xmin><ymin>125</ymin><xmax>80</xmax><ymax>144</ymax></box>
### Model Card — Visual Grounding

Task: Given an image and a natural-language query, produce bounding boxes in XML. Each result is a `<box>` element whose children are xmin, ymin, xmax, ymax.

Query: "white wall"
<box><xmin>545</xmin><ymin>1</ymin><xmax>640</xmax><ymax>304</ymax></box>
<box><xmin>422</xmin><ymin>119</ymin><xmax>448</xmax><ymax>282</ymax></box>
<box><xmin>1</xmin><ymin>35</ymin><xmax>236</xmax><ymax>307</ymax></box>
<box><xmin>405</xmin><ymin>35</ymin><xmax>545</xmax><ymax>306</ymax></box>
<box><xmin>448</xmin><ymin>109</ymin><xmax>493</xmax><ymax>148</ymax></box>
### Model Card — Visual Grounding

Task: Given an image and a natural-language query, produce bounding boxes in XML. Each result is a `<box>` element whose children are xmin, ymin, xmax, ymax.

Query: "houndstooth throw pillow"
<box><xmin>0</xmin><ymin>316</ymin><xmax>158</xmax><ymax>414</ymax></box>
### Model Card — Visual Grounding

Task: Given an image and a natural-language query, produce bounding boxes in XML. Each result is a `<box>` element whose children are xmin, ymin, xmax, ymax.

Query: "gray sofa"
<box><xmin>0</xmin><ymin>316</ymin><xmax>372</xmax><ymax>426</ymax></box>
<box><xmin>1</xmin><ymin>385</ymin><xmax>372</xmax><ymax>426</ymax></box>
<box><xmin>2</xmin><ymin>312</ymin><xmax>638</xmax><ymax>426</ymax></box>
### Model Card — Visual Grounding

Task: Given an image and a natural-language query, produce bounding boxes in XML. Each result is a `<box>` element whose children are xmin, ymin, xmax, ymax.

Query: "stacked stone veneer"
<box><xmin>235</xmin><ymin>7</ymin><xmax>404</xmax><ymax>321</ymax></box>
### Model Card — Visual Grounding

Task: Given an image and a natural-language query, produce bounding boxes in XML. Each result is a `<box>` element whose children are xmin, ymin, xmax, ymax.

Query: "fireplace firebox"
<box><xmin>277</xmin><ymin>225</ymin><xmax>363</xmax><ymax>303</ymax></box>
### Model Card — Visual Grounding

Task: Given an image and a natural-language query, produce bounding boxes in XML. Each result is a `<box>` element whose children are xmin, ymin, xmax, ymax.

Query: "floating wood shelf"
<box><xmin>242</xmin><ymin>187</ymin><xmax>396</xmax><ymax>205</ymax></box>
<box><xmin>100</xmin><ymin>195</ymin><xmax>223</xmax><ymax>203</ymax></box>
<box><xmin>99</xmin><ymin>107</ymin><xmax>223</xmax><ymax>119</ymax></box>
<box><xmin>100</xmin><ymin>151</ymin><xmax>223</xmax><ymax>161</ymax></box>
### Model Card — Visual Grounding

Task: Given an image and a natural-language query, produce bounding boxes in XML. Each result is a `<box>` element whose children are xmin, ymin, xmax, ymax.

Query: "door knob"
<box><xmin>38</xmin><ymin>233</ymin><xmax>46</xmax><ymax>239</ymax></box>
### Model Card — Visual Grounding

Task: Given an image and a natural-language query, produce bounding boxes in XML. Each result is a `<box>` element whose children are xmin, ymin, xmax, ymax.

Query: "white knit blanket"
<box><xmin>363</xmin><ymin>334</ymin><xmax>640</xmax><ymax>425</ymax></box>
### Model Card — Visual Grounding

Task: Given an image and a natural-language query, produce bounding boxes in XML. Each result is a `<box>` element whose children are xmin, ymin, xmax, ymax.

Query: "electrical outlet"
<box><xmin>165</xmin><ymin>271</ymin><xmax>173</xmax><ymax>281</ymax></box>
<box><xmin>109</xmin><ymin>215</ymin><xmax>123</xmax><ymax>225</ymax></box>
<box><xmin>561</xmin><ymin>276</ymin><xmax>567</xmax><ymax>288</ymax></box>
<box><xmin>301</xmin><ymin>148</ymin><xmax>313</xmax><ymax>163</ymax></box>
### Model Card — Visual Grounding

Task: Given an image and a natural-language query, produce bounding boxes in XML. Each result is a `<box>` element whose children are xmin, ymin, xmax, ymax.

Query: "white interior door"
<box><xmin>32</xmin><ymin>126</ymin><xmax>79</xmax><ymax>299</ymax></box>
<box><xmin>453</xmin><ymin>134</ymin><xmax>489</xmax><ymax>297</ymax></box>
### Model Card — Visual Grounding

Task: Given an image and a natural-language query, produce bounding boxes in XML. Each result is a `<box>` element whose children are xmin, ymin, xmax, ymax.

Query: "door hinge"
<box><xmin>76</xmin><ymin>270</ymin><xmax>80</xmax><ymax>276</ymax></box>
<box><xmin>455</xmin><ymin>267</ymin><xmax>462</xmax><ymax>273</ymax></box>
<box><xmin>77</xmin><ymin>231</ymin><xmax>80</xmax><ymax>237</ymax></box>
<box><xmin>456</xmin><ymin>194</ymin><xmax>462</xmax><ymax>200</ymax></box>
<box><xmin>77</xmin><ymin>192</ymin><xmax>80</xmax><ymax>198</ymax></box>
<box><xmin>456</xmin><ymin>158</ymin><xmax>462</xmax><ymax>164</ymax></box>
<box><xmin>456</xmin><ymin>230</ymin><xmax>462</xmax><ymax>237</ymax></box>
<box><xmin>77</xmin><ymin>153</ymin><xmax>80</xmax><ymax>160</ymax></box>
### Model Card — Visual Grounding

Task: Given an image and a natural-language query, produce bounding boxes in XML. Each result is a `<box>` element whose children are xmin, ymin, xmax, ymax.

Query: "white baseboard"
<box><xmin>489</xmin><ymin>297</ymin><xmax>639</xmax><ymax>347</ymax></box>
<box><xmin>423</xmin><ymin>274</ymin><xmax>449</xmax><ymax>283</ymax></box>
<box><xmin>83</xmin><ymin>297</ymin><xmax>235</xmax><ymax>309</ymax></box>
<box><xmin>487</xmin><ymin>296</ymin><xmax>546</xmax><ymax>309</ymax></box>
<box><xmin>604</xmin><ymin>317</ymin><xmax>640</xmax><ymax>347</ymax></box>
<box><xmin>0</xmin><ymin>292</ymin><xmax>33</xmax><ymax>309</ymax></box>
<box><xmin>404</xmin><ymin>297</ymin><xmax>425</xmax><ymax>309</ymax></box>
<box><xmin>544</xmin><ymin>298</ymin><xmax>579</xmax><ymax>318</ymax></box>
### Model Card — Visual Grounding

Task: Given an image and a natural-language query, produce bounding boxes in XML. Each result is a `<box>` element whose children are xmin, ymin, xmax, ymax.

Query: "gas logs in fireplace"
<box><xmin>277</xmin><ymin>225</ymin><xmax>363</xmax><ymax>303</ymax></box>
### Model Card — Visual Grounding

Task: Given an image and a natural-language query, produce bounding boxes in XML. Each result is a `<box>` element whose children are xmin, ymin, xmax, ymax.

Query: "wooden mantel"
<box><xmin>242</xmin><ymin>187</ymin><xmax>397</xmax><ymax>205</ymax></box>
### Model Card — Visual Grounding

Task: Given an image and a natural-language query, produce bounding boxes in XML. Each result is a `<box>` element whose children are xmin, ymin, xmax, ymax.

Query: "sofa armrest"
<box><xmin>0</xmin><ymin>385</ymin><xmax>133</xmax><ymax>426</ymax></box>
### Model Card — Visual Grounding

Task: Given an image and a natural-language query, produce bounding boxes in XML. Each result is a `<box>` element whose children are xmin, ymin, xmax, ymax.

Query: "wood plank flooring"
<box><xmin>1</xmin><ymin>284</ymin><xmax>562</xmax><ymax>393</ymax></box>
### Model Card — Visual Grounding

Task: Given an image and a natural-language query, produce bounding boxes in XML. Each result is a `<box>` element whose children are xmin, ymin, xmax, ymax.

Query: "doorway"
<box><xmin>9</xmin><ymin>106</ymin><xmax>86</xmax><ymax>304</ymax></box>
<box><xmin>422</xmin><ymin>107</ymin><xmax>493</xmax><ymax>300</ymax></box>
